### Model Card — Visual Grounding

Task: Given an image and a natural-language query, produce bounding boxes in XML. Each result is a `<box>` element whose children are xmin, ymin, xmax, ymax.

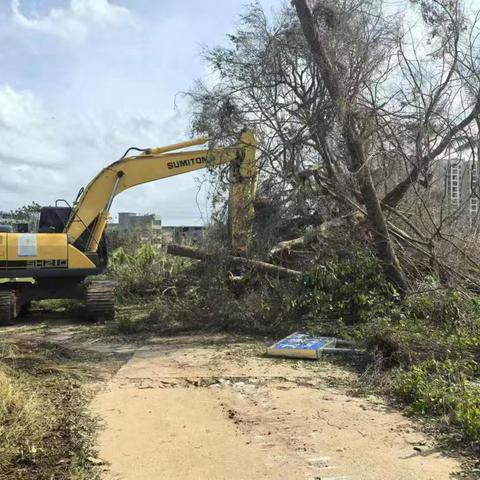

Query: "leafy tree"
<box><xmin>9</xmin><ymin>202</ymin><xmax>41</xmax><ymax>222</ymax></box>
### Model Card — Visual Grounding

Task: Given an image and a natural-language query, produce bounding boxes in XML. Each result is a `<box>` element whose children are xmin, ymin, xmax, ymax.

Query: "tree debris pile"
<box><xmin>196</xmin><ymin>0</ymin><xmax>480</xmax><ymax>450</ymax></box>
<box><xmin>106</xmin><ymin>0</ymin><xmax>480</xmax><ymax>451</ymax></box>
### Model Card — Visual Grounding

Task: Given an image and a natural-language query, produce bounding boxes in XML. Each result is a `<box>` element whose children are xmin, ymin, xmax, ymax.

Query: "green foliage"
<box><xmin>108</xmin><ymin>245</ymin><xmax>189</xmax><ymax>303</ymax></box>
<box><xmin>363</xmin><ymin>281</ymin><xmax>480</xmax><ymax>445</ymax></box>
<box><xmin>363</xmin><ymin>280</ymin><xmax>480</xmax><ymax>365</ymax></box>
<box><xmin>184</xmin><ymin>260</ymin><xmax>285</xmax><ymax>332</ymax></box>
<box><xmin>106</xmin><ymin>229</ymin><xmax>156</xmax><ymax>253</ymax></box>
<box><xmin>9</xmin><ymin>202</ymin><xmax>41</xmax><ymax>222</ymax></box>
<box><xmin>395</xmin><ymin>359</ymin><xmax>480</xmax><ymax>442</ymax></box>
<box><xmin>293</xmin><ymin>247</ymin><xmax>396</xmax><ymax>328</ymax></box>
<box><xmin>108</xmin><ymin>248</ymin><xmax>301</xmax><ymax>335</ymax></box>
<box><xmin>402</xmin><ymin>279</ymin><xmax>480</xmax><ymax>333</ymax></box>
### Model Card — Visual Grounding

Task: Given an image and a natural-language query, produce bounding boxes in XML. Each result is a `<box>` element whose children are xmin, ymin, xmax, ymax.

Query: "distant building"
<box><xmin>161</xmin><ymin>226</ymin><xmax>205</xmax><ymax>244</ymax></box>
<box><xmin>439</xmin><ymin>159</ymin><xmax>479</xmax><ymax>221</ymax></box>
<box><xmin>108</xmin><ymin>212</ymin><xmax>162</xmax><ymax>233</ymax></box>
<box><xmin>376</xmin><ymin>147</ymin><xmax>480</xmax><ymax>225</ymax></box>
<box><xmin>106</xmin><ymin>211</ymin><xmax>206</xmax><ymax>245</ymax></box>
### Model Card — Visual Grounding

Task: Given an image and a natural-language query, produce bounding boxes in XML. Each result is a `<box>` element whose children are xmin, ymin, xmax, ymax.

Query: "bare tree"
<box><xmin>293</xmin><ymin>0</ymin><xmax>406</xmax><ymax>290</ymax></box>
<box><xmin>188</xmin><ymin>0</ymin><xmax>480</xmax><ymax>289</ymax></box>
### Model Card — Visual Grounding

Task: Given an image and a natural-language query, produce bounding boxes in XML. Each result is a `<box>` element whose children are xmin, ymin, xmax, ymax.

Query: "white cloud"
<box><xmin>0</xmin><ymin>85</ymin><xmax>73</xmax><ymax>207</ymax></box>
<box><xmin>0</xmin><ymin>86</ymin><xmax>44</xmax><ymax>129</ymax></box>
<box><xmin>11</xmin><ymin>0</ymin><xmax>133</xmax><ymax>42</ymax></box>
<box><xmin>0</xmin><ymin>85</ymin><xmax>64</xmax><ymax>167</ymax></box>
<box><xmin>0</xmin><ymin>84</ymin><xmax>208</xmax><ymax>224</ymax></box>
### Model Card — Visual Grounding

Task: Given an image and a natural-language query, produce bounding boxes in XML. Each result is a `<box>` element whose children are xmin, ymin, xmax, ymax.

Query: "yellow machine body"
<box><xmin>227</xmin><ymin>130</ymin><xmax>257</xmax><ymax>254</ymax></box>
<box><xmin>0</xmin><ymin>232</ymin><xmax>95</xmax><ymax>277</ymax></box>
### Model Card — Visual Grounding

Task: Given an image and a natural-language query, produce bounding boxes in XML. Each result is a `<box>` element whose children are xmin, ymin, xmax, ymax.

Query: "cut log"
<box><xmin>167</xmin><ymin>244</ymin><xmax>210</xmax><ymax>261</ymax></box>
<box><xmin>166</xmin><ymin>244</ymin><xmax>302</xmax><ymax>279</ymax></box>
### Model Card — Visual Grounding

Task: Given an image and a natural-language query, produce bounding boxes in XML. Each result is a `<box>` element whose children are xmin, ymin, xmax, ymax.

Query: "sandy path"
<box><xmin>91</xmin><ymin>335</ymin><xmax>462</xmax><ymax>480</ymax></box>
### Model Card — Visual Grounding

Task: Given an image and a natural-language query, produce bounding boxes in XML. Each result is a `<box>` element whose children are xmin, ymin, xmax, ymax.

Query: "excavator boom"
<box><xmin>66</xmin><ymin>130</ymin><xmax>256</xmax><ymax>252</ymax></box>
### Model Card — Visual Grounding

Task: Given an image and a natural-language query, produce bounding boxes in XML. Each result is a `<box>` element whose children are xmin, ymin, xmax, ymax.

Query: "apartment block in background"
<box><xmin>442</xmin><ymin>159</ymin><xmax>480</xmax><ymax>221</ymax></box>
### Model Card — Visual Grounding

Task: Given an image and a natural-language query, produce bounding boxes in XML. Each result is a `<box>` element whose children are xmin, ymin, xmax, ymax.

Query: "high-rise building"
<box><xmin>441</xmin><ymin>159</ymin><xmax>479</xmax><ymax>222</ymax></box>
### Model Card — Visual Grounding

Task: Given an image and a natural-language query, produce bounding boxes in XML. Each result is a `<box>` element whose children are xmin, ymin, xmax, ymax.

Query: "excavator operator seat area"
<box><xmin>38</xmin><ymin>206</ymin><xmax>72</xmax><ymax>233</ymax></box>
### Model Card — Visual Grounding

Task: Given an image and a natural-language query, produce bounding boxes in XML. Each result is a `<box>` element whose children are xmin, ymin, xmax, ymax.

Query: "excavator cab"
<box><xmin>38</xmin><ymin>205</ymin><xmax>109</xmax><ymax>268</ymax></box>
<box><xmin>38</xmin><ymin>206</ymin><xmax>72</xmax><ymax>233</ymax></box>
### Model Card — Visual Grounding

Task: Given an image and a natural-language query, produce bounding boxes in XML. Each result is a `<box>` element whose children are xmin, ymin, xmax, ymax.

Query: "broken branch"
<box><xmin>166</xmin><ymin>244</ymin><xmax>302</xmax><ymax>279</ymax></box>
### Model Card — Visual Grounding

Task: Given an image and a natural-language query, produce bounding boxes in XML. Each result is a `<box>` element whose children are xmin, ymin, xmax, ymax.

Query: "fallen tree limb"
<box><xmin>167</xmin><ymin>244</ymin><xmax>302</xmax><ymax>279</ymax></box>
<box><xmin>269</xmin><ymin>237</ymin><xmax>306</xmax><ymax>258</ymax></box>
<box><xmin>269</xmin><ymin>211</ymin><xmax>363</xmax><ymax>259</ymax></box>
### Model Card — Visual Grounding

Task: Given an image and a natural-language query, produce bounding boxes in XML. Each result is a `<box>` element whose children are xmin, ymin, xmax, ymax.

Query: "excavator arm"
<box><xmin>65</xmin><ymin>129</ymin><xmax>256</xmax><ymax>254</ymax></box>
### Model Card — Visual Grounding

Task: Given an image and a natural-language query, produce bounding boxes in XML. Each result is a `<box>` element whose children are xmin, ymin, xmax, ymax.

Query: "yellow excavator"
<box><xmin>0</xmin><ymin>129</ymin><xmax>257</xmax><ymax>325</ymax></box>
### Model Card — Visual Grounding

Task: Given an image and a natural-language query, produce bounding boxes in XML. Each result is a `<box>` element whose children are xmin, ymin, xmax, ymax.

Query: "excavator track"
<box><xmin>0</xmin><ymin>291</ymin><xmax>17</xmax><ymax>326</ymax></box>
<box><xmin>86</xmin><ymin>281</ymin><xmax>115</xmax><ymax>322</ymax></box>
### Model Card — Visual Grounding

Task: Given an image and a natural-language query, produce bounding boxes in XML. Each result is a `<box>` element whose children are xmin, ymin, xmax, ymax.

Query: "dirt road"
<box><xmin>91</xmin><ymin>334</ymin><xmax>463</xmax><ymax>480</ymax></box>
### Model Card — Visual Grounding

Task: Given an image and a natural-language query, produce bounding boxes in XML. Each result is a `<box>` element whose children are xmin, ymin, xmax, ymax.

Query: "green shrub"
<box><xmin>292</xmin><ymin>247</ymin><xmax>396</xmax><ymax>330</ymax></box>
<box><xmin>109</xmin><ymin>245</ymin><xmax>190</xmax><ymax>303</ymax></box>
<box><xmin>402</xmin><ymin>278</ymin><xmax>480</xmax><ymax>336</ymax></box>
<box><xmin>108</xmin><ymin>249</ymin><xmax>302</xmax><ymax>335</ymax></box>
<box><xmin>395</xmin><ymin>359</ymin><xmax>480</xmax><ymax>442</ymax></box>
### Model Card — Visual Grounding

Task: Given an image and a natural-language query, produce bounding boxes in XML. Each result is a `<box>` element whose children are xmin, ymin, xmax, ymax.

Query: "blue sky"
<box><xmin>0</xmin><ymin>0</ymin><xmax>281</xmax><ymax>225</ymax></box>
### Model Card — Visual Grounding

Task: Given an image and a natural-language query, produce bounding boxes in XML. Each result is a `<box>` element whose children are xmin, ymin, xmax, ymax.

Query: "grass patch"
<box><xmin>0</xmin><ymin>340</ymin><xmax>101</xmax><ymax>480</ymax></box>
<box><xmin>34</xmin><ymin>299</ymin><xmax>85</xmax><ymax>315</ymax></box>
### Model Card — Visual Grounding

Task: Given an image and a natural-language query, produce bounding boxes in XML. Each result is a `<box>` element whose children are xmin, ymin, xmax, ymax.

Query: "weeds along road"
<box><xmin>2</xmin><ymin>319</ymin><xmax>464</xmax><ymax>480</ymax></box>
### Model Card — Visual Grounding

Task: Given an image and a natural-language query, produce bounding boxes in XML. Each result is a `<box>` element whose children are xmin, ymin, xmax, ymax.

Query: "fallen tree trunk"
<box><xmin>167</xmin><ymin>244</ymin><xmax>302</xmax><ymax>279</ymax></box>
<box><xmin>269</xmin><ymin>211</ymin><xmax>363</xmax><ymax>259</ymax></box>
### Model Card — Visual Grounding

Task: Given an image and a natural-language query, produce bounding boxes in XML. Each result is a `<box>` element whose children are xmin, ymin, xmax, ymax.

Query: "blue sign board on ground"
<box><xmin>267</xmin><ymin>331</ymin><xmax>336</xmax><ymax>359</ymax></box>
